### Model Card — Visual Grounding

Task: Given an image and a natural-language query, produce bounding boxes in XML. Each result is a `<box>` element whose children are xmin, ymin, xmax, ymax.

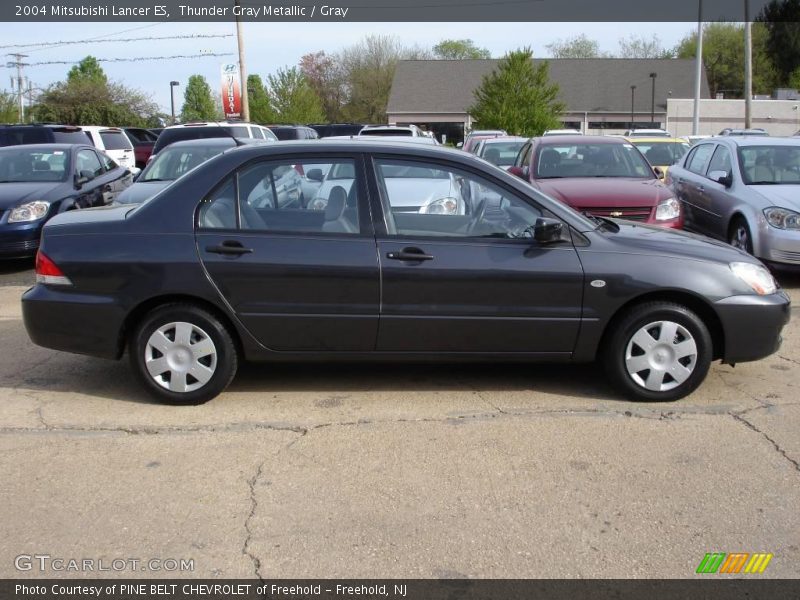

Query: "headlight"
<box><xmin>8</xmin><ymin>200</ymin><xmax>50</xmax><ymax>223</ymax></box>
<box><xmin>730</xmin><ymin>262</ymin><xmax>777</xmax><ymax>296</ymax></box>
<box><xmin>655</xmin><ymin>197</ymin><xmax>681</xmax><ymax>221</ymax></box>
<box><xmin>763</xmin><ymin>207</ymin><xmax>800</xmax><ymax>230</ymax></box>
<box><xmin>419</xmin><ymin>197</ymin><xmax>459</xmax><ymax>215</ymax></box>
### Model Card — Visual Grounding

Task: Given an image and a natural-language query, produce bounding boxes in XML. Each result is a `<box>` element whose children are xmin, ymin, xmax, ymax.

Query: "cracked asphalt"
<box><xmin>0</xmin><ymin>259</ymin><xmax>798</xmax><ymax>579</ymax></box>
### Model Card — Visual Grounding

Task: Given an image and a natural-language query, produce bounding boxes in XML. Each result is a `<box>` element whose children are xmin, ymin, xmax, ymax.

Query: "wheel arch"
<box><xmin>118</xmin><ymin>294</ymin><xmax>244</xmax><ymax>360</ymax></box>
<box><xmin>599</xmin><ymin>290</ymin><xmax>725</xmax><ymax>361</ymax></box>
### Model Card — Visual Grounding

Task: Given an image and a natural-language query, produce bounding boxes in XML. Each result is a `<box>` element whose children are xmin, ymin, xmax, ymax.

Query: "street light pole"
<box><xmin>169</xmin><ymin>81</ymin><xmax>180</xmax><ymax>125</ymax></box>
<box><xmin>650</xmin><ymin>72</ymin><xmax>657</xmax><ymax>125</ymax></box>
<box><xmin>630</xmin><ymin>85</ymin><xmax>636</xmax><ymax>129</ymax></box>
<box><xmin>744</xmin><ymin>0</ymin><xmax>753</xmax><ymax>129</ymax></box>
<box><xmin>692</xmin><ymin>0</ymin><xmax>704</xmax><ymax>135</ymax></box>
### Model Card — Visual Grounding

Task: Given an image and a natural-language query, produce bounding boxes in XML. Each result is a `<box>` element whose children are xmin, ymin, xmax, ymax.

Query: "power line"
<box><xmin>13</xmin><ymin>52</ymin><xmax>235</xmax><ymax>67</ymax></box>
<box><xmin>0</xmin><ymin>34</ymin><xmax>234</xmax><ymax>51</ymax></box>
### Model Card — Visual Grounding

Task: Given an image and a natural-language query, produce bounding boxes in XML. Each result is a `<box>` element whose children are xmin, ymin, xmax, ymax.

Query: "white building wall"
<box><xmin>668</xmin><ymin>99</ymin><xmax>800</xmax><ymax>137</ymax></box>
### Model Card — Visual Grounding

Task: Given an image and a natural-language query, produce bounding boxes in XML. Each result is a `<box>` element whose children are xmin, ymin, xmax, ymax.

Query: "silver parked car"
<box><xmin>668</xmin><ymin>136</ymin><xmax>800</xmax><ymax>268</ymax></box>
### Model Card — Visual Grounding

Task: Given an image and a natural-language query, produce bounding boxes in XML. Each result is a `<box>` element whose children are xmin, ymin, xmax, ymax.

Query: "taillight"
<box><xmin>35</xmin><ymin>251</ymin><xmax>72</xmax><ymax>286</ymax></box>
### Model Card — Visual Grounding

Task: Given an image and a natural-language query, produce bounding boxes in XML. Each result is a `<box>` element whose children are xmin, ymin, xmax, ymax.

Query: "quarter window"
<box><xmin>706</xmin><ymin>145</ymin><xmax>732</xmax><ymax>176</ymax></box>
<box><xmin>375</xmin><ymin>159</ymin><xmax>543</xmax><ymax>239</ymax></box>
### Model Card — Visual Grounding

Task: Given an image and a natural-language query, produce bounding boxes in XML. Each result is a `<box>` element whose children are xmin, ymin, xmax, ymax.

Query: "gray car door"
<box><xmin>675</xmin><ymin>143</ymin><xmax>715</xmax><ymax>234</ymax></box>
<box><xmin>701</xmin><ymin>143</ymin><xmax>736</xmax><ymax>238</ymax></box>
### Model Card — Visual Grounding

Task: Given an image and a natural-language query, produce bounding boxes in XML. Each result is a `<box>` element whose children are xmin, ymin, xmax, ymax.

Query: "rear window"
<box><xmin>271</xmin><ymin>127</ymin><xmax>301</xmax><ymax>141</ymax></box>
<box><xmin>99</xmin><ymin>131</ymin><xmax>132</xmax><ymax>150</ymax></box>
<box><xmin>53</xmin><ymin>130</ymin><xmax>93</xmax><ymax>144</ymax></box>
<box><xmin>360</xmin><ymin>129</ymin><xmax>412</xmax><ymax>137</ymax></box>
<box><xmin>153</xmin><ymin>127</ymin><xmax>243</xmax><ymax>154</ymax></box>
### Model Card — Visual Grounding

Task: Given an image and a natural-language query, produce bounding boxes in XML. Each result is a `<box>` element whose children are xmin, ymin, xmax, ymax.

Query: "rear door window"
<box><xmin>687</xmin><ymin>144</ymin><xmax>714</xmax><ymax>175</ymax></box>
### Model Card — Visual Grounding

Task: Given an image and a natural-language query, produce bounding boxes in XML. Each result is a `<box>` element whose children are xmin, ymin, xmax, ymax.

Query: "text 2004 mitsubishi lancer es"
<box><xmin>22</xmin><ymin>141</ymin><xmax>790</xmax><ymax>404</ymax></box>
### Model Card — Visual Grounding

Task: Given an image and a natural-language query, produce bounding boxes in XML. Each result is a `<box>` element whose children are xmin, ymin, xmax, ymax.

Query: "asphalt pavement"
<box><xmin>1</xmin><ymin>265</ymin><xmax>798</xmax><ymax>579</ymax></box>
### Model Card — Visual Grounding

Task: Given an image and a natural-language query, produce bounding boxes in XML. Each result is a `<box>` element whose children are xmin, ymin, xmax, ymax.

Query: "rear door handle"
<box><xmin>386</xmin><ymin>247</ymin><xmax>433</xmax><ymax>261</ymax></box>
<box><xmin>205</xmin><ymin>241</ymin><xmax>253</xmax><ymax>256</ymax></box>
<box><xmin>696</xmin><ymin>185</ymin><xmax>705</xmax><ymax>193</ymax></box>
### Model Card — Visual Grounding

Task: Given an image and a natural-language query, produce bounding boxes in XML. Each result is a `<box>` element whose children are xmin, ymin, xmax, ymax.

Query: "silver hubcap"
<box><xmin>625</xmin><ymin>320</ymin><xmax>697</xmax><ymax>392</ymax></box>
<box><xmin>145</xmin><ymin>322</ymin><xmax>217</xmax><ymax>393</ymax></box>
<box><xmin>731</xmin><ymin>226</ymin><xmax>749</xmax><ymax>252</ymax></box>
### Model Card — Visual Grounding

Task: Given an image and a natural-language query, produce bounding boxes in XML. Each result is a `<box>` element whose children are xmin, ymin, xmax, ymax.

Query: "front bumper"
<box><xmin>0</xmin><ymin>221</ymin><xmax>42</xmax><ymax>257</ymax></box>
<box><xmin>22</xmin><ymin>284</ymin><xmax>126</xmax><ymax>360</ymax></box>
<box><xmin>715</xmin><ymin>291</ymin><xmax>791</xmax><ymax>364</ymax></box>
<box><xmin>759</xmin><ymin>225</ymin><xmax>800</xmax><ymax>266</ymax></box>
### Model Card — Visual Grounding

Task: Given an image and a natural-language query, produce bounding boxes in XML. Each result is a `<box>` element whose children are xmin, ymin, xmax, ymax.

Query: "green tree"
<box><xmin>266</xmin><ymin>67</ymin><xmax>325</xmax><ymax>124</ymax></box>
<box><xmin>300</xmin><ymin>51</ymin><xmax>345</xmax><ymax>121</ymax></box>
<box><xmin>758</xmin><ymin>0</ymin><xmax>800</xmax><ymax>86</ymax></box>
<box><xmin>675</xmin><ymin>23</ymin><xmax>777</xmax><ymax>97</ymax></box>
<box><xmin>433</xmin><ymin>39</ymin><xmax>491</xmax><ymax>60</ymax></box>
<box><xmin>247</xmin><ymin>74</ymin><xmax>276</xmax><ymax>124</ymax></box>
<box><xmin>32</xmin><ymin>56</ymin><xmax>158</xmax><ymax>126</ymax></box>
<box><xmin>0</xmin><ymin>91</ymin><xmax>18</xmax><ymax>122</ymax></box>
<box><xmin>468</xmin><ymin>48</ymin><xmax>563</xmax><ymax>136</ymax></box>
<box><xmin>546</xmin><ymin>34</ymin><xmax>607</xmax><ymax>58</ymax></box>
<box><xmin>180</xmin><ymin>74</ymin><xmax>217</xmax><ymax>122</ymax></box>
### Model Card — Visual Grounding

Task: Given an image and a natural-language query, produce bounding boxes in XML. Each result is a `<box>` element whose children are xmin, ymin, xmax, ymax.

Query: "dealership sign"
<box><xmin>220</xmin><ymin>63</ymin><xmax>242</xmax><ymax>120</ymax></box>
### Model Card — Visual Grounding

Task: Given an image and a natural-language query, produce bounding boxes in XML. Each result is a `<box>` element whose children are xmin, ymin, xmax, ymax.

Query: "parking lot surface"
<box><xmin>1</xmin><ymin>259</ymin><xmax>798</xmax><ymax>578</ymax></box>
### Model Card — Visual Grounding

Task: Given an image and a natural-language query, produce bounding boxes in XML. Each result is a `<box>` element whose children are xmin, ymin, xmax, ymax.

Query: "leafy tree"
<box><xmin>32</xmin><ymin>56</ymin><xmax>157</xmax><ymax>126</ymax></box>
<box><xmin>758</xmin><ymin>0</ymin><xmax>800</xmax><ymax>86</ymax></box>
<box><xmin>0</xmin><ymin>91</ymin><xmax>18</xmax><ymax>122</ymax></box>
<box><xmin>247</xmin><ymin>74</ymin><xmax>276</xmax><ymax>124</ymax></box>
<box><xmin>468</xmin><ymin>47</ymin><xmax>563</xmax><ymax>136</ymax></box>
<box><xmin>266</xmin><ymin>67</ymin><xmax>325</xmax><ymax>124</ymax></box>
<box><xmin>433</xmin><ymin>39</ymin><xmax>491</xmax><ymax>60</ymax></box>
<box><xmin>618</xmin><ymin>34</ymin><xmax>673</xmax><ymax>58</ymax></box>
<box><xmin>180</xmin><ymin>74</ymin><xmax>217</xmax><ymax>122</ymax></box>
<box><xmin>546</xmin><ymin>34</ymin><xmax>607</xmax><ymax>58</ymax></box>
<box><xmin>675</xmin><ymin>23</ymin><xmax>777</xmax><ymax>97</ymax></box>
<box><xmin>300</xmin><ymin>50</ymin><xmax>346</xmax><ymax>121</ymax></box>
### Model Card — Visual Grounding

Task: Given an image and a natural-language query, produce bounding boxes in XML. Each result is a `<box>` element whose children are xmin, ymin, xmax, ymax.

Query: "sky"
<box><xmin>0</xmin><ymin>21</ymin><xmax>697</xmax><ymax>115</ymax></box>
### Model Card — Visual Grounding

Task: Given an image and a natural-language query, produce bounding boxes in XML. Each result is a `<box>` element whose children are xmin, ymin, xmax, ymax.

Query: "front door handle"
<box><xmin>386</xmin><ymin>247</ymin><xmax>434</xmax><ymax>262</ymax></box>
<box><xmin>205</xmin><ymin>240</ymin><xmax>253</xmax><ymax>256</ymax></box>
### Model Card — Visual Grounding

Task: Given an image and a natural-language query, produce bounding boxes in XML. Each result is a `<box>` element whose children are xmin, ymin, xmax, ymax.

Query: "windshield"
<box><xmin>535</xmin><ymin>143</ymin><xmax>654</xmax><ymax>179</ymax></box>
<box><xmin>479</xmin><ymin>141</ymin><xmax>525</xmax><ymax>166</ymax></box>
<box><xmin>631</xmin><ymin>141</ymin><xmax>690</xmax><ymax>165</ymax></box>
<box><xmin>0</xmin><ymin>148</ymin><xmax>69</xmax><ymax>182</ymax></box>
<box><xmin>738</xmin><ymin>145</ymin><xmax>800</xmax><ymax>185</ymax></box>
<box><xmin>141</xmin><ymin>145</ymin><xmax>228</xmax><ymax>182</ymax></box>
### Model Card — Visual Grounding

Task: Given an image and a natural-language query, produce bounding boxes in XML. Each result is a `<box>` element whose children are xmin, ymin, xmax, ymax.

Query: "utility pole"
<box><xmin>234</xmin><ymin>0</ymin><xmax>250</xmax><ymax>122</ymax></box>
<box><xmin>650</xmin><ymin>72</ymin><xmax>657</xmax><ymax>125</ymax></box>
<box><xmin>692</xmin><ymin>0</ymin><xmax>703</xmax><ymax>135</ymax></box>
<box><xmin>630</xmin><ymin>85</ymin><xmax>636</xmax><ymax>129</ymax></box>
<box><xmin>6</xmin><ymin>53</ymin><xmax>28</xmax><ymax>122</ymax></box>
<box><xmin>744</xmin><ymin>0</ymin><xmax>753</xmax><ymax>129</ymax></box>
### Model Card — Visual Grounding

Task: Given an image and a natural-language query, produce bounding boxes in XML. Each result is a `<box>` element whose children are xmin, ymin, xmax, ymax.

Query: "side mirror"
<box><xmin>653</xmin><ymin>166</ymin><xmax>665</xmax><ymax>179</ymax></box>
<box><xmin>306</xmin><ymin>168</ymin><xmax>324</xmax><ymax>182</ymax></box>
<box><xmin>508</xmin><ymin>166</ymin><xmax>526</xmax><ymax>179</ymax></box>
<box><xmin>533</xmin><ymin>217</ymin><xmax>564</xmax><ymax>244</ymax></box>
<box><xmin>708</xmin><ymin>170</ymin><xmax>733</xmax><ymax>188</ymax></box>
<box><xmin>74</xmin><ymin>170</ymin><xmax>93</xmax><ymax>188</ymax></box>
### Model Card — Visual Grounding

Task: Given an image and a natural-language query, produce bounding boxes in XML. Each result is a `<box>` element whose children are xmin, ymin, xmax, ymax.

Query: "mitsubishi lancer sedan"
<box><xmin>22</xmin><ymin>141</ymin><xmax>789</xmax><ymax>405</ymax></box>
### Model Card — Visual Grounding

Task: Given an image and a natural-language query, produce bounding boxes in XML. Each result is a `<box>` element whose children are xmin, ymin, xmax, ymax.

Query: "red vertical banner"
<box><xmin>220</xmin><ymin>63</ymin><xmax>242</xmax><ymax>119</ymax></box>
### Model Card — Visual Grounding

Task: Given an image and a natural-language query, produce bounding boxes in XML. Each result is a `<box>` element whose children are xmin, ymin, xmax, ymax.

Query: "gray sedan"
<box><xmin>668</xmin><ymin>136</ymin><xmax>800</xmax><ymax>268</ymax></box>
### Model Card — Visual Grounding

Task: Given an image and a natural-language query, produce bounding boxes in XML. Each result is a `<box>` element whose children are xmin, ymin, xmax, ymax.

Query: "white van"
<box><xmin>81</xmin><ymin>126</ymin><xmax>137</xmax><ymax>171</ymax></box>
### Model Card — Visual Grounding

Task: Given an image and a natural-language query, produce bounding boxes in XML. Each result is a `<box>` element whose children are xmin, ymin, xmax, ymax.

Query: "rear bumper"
<box><xmin>715</xmin><ymin>292</ymin><xmax>791</xmax><ymax>363</ymax></box>
<box><xmin>22</xmin><ymin>284</ymin><xmax>125</xmax><ymax>360</ymax></box>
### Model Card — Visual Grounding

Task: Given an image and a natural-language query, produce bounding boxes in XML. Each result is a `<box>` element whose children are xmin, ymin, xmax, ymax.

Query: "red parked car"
<box><xmin>510</xmin><ymin>135</ymin><xmax>683</xmax><ymax>228</ymax></box>
<box><xmin>123</xmin><ymin>128</ymin><xmax>160</xmax><ymax>169</ymax></box>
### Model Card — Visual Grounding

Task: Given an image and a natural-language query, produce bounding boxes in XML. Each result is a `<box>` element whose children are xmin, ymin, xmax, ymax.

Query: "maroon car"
<box><xmin>510</xmin><ymin>135</ymin><xmax>683</xmax><ymax>228</ymax></box>
<box><xmin>123</xmin><ymin>128</ymin><xmax>160</xmax><ymax>169</ymax></box>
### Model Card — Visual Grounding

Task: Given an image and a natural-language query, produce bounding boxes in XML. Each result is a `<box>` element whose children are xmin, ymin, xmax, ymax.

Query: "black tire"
<box><xmin>729</xmin><ymin>217</ymin><xmax>754</xmax><ymax>255</ymax></box>
<box><xmin>129</xmin><ymin>303</ymin><xmax>238</xmax><ymax>405</ymax></box>
<box><xmin>602</xmin><ymin>302</ymin><xmax>713</xmax><ymax>402</ymax></box>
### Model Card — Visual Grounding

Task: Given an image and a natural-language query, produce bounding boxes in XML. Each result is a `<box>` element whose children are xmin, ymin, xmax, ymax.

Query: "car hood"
<box><xmin>600</xmin><ymin>218</ymin><xmax>753</xmax><ymax>264</ymax></box>
<box><xmin>0</xmin><ymin>182</ymin><xmax>63</xmax><ymax>209</ymax></box>
<box><xmin>115</xmin><ymin>181</ymin><xmax>171</xmax><ymax>205</ymax></box>
<box><xmin>535</xmin><ymin>177</ymin><xmax>671</xmax><ymax>208</ymax></box>
<box><xmin>750</xmin><ymin>185</ymin><xmax>800</xmax><ymax>211</ymax></box>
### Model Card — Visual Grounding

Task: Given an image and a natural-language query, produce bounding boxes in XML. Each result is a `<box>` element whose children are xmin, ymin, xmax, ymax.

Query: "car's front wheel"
<box><xmin>603</xmin><ymin>302</ymin><xmax>712</xmax><ymax>402</ymax></box>
<box><xmin>129</xmin><ymin>303</ymin><xmax>238</xmax><ymax>404</ymax></box>
<box><xmin>729</xmin><ymin>217</ymin><xmax>753</xmax><ymax>254</ymax></box>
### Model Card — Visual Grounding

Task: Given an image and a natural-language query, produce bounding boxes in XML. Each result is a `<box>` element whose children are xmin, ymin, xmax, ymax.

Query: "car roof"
<box><xmin>711</xmin><ymin>136</ymin><xmax>800</xmax><ymax>147</ymax></box>
<box><xmin>226</xmin><ymin>138</ymin><xmax>464</xmax><ymax>158</ymax></box>
<box><xmin>536</xmin><ymin>135</ymin><xmax>627</xmax><ymax>145</ymax></box>
<box><xmin>165</xmin><ymin>121</ymin><xmax>258</xmax><ymax>129</ymax></box>
<box><xmin>0</xmin><ymin>143</ymin><xmax>87</xmax><ymax>152</ymax></box>
<box><xmin>480</xmin><ymin>136</ymin><xmax>528</xmax><ymax>143</ymax></box>
<box><xmin>626</xmin><ymin>137</ymin><xmax>689</xmax><ymax>143</ymax></box>
<box><xmin>156</xmin><ymin>137</ymin><xmax>242</xmax><ymax>149</ymax></box>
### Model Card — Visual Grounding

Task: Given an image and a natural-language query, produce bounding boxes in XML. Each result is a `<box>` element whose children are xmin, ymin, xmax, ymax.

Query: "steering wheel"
<box><xmin>467</xmin><ymin>198</ymin><xmax>487</xmax><ymax>235</ymax></box>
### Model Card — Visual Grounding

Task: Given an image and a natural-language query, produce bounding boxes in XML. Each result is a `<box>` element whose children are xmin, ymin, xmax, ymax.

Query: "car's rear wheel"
<box><xmin>729</xmin><ymin>217</ymin><xmax>753</xmax><ymax>254</ymax></box>
<box><xmin>603</xmin><ymin>302</ymin><xmax>712</xmax><ymax>402</ymax></box>
<box><xmin>129</xmin><ymin>304</ymin><xmax>238</xmax><ymax>404</ymax></box>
